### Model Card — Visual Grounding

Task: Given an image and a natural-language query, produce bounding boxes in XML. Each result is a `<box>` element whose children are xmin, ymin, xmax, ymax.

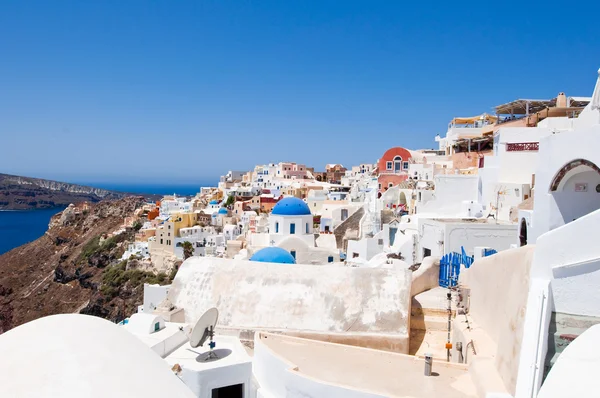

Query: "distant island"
<box><xmin>0</xmin><ymin>173</ymin><xmax>130</xmax><ymax>210</ymax></box>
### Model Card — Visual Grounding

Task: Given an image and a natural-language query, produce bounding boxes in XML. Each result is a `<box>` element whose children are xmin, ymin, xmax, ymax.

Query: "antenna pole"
<box><xmin>207</xmin><ymin>325</ymin><xmax>217</xmax><ymax>360</ymax></box>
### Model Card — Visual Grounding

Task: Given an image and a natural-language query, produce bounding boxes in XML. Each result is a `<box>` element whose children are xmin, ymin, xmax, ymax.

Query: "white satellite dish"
<box><xmin>189</xmin><ymin>307</ymin><xmax>219</xmax><ymax>348</ymax></box>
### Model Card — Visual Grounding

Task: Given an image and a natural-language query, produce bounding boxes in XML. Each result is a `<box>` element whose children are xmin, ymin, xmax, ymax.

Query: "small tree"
<box><xmin>132</xmin><ymin>220</ymin><xmax>143</xmax><ymax>231</ymax></box>
<box><xmin>225</xmin><ymin>195</ymin><xmax>235</xmax><ymax>207</ymax></box>
<box><xmin>182</xmin><ymin>241</ymin><xmax>194</xmax><ymax>260</ymax></box>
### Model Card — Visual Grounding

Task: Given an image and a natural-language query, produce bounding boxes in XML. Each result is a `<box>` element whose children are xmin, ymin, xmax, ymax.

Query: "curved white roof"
<box><xmin>538</xmin><ymin>324</ymin><xmax>600</xmax><ymax>398</ymax></box>
<box><xmin>0</xmin><ymin>314</ymin><xmax>195</xmax><ymax>398</ymax></box>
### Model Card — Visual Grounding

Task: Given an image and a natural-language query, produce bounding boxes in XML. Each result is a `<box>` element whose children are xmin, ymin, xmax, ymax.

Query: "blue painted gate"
<box><xmin>439</xmin><ymin>247</ymin><xmax>474</xmax><ymax>288</ymax></box>
<box><xmin>438</xmin><ymin>247</ymin><xmax>496</xmax><ymax>287</ymax></box>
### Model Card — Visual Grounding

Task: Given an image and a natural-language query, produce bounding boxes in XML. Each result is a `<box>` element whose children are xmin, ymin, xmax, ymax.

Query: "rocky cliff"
<box><xmin>0</xmin><ymin>173</ymin><xmax>128</xmax><ymax>210</ymax></box>
<box><xmin>0</xmin><ymin>197</ymin><xmax>174</xmax><ymax>334</ymax></box>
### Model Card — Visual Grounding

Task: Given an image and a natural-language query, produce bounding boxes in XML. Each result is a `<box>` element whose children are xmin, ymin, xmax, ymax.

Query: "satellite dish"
<box><xmin>190</xmin><ymin>307</ymin><xmax>219</xmax><ymax>348</ymax></box>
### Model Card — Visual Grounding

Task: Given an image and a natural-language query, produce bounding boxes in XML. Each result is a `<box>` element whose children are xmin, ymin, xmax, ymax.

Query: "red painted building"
<box><xmin>377</xmin><ymin>147</ymin><xmax>412</xmax><ymax>192</ymax></box>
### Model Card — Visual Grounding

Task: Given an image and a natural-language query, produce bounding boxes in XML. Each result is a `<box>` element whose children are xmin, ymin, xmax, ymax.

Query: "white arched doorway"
<box><xmin>549</xmin><ymin>159</ymin><xmax>600</xmax><ymax>229</ymax></box>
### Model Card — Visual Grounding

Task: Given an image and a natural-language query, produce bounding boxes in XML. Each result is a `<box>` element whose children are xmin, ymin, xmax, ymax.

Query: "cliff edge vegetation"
<box><xmin>0</xmin><ymin>197</ymin><xmax>177</xmax><ymax>334</ymax></box>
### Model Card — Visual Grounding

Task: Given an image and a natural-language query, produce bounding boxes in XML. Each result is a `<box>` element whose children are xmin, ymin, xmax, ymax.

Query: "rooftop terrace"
<box><xmin>258</xmin><ymin>332</ymin><xmax>477</xmax><ymax>397</ymax></box>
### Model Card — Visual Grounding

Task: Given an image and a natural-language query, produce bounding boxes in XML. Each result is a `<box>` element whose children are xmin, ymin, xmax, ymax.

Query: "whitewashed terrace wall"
<box><xmin>169</xmin><ymin>257</ymin><xmax>412</xmax><ymax>352</ymax></box>
<box><xmin>459</xmin><ymin>245</ymin><xmax>535</xmax><ymax>395</ymax></box>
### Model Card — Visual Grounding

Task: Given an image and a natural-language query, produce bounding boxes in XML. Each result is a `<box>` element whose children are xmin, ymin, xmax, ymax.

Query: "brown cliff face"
<box><xmin>0</xmin><ymin>173</ymin><xmax>130</xmax><ymax>210</ymax></box>
<box><xmin>0</xmin><ymin>196</ymin><xmax>170</xmax><ymax>334</ymax></box>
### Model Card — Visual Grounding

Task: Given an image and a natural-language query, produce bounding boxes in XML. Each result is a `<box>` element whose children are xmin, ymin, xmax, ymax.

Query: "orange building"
<box><xmin>377</xmin><ymin>147</ymin><xmax>413</xmax><ymax>192</ymax></box>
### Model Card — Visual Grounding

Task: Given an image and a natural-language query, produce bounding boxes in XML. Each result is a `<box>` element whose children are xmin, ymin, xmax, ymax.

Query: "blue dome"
<box><xmin>250</xmin><ymin>247</ymin><xmax>296</xmax><ymax>264</ymax></box>
<box><xmin>272</xmin><ymin>197</ymin><xmax>311</xmax><ymax>216</ymax></box>
<box><xmin>218</xmin><ymin>207</ymin><xmax>228</xmax><ymax>215</ymax></box>
<box><xmin>209</xmin><ymin>200</ymin><xmax>218</xmax><ymax>205</ymax></box>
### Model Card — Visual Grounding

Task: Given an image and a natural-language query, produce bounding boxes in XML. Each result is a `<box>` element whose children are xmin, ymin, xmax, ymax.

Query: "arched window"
<box><xmin>275</xmin><ymin>222</ymin><xmax>279</xmax><ymax>233</ymax></box>
<box><xmin>393</xmin><ymin>156</ymin><xmax>402</xmax><ymax>173</ymax></box>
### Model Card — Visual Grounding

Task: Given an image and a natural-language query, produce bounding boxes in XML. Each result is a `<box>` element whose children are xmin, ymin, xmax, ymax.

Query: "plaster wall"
<box><xmin>531</xmin><ymin>208</ymin><xmax>600</xmax><ymax>317</ymax></box>
<box><xmin>169</xmin><ymin>257</ymin><xmax>412</xmax><ymax>352</ymax></box>
<box><xmin>142</xmin><ymin>284</ymin><xmax>170</xmax><ymax>313</ymax></box>
<box><xmin>536</xmin><ymin>116</ymin><xmax>574</xmax><ymax>131</ymax></box>
<box><xmin>550</xmin><ymin>170</ymin><xmax>600</xmax><ymax>229</ymax></box>
<box><xmin>418</xmin><ymin>175</ymin><xmax>478</xmax><ymax>216</ymax></box>
<box><xmin>346</xmin><ymin>238</ymin><xmax>383</xmax><ymax>261</ymax></box>
<box><xmin>410</xmin><ymin>256</ymin><xmax>440</xmax><ymax>297</ymax></box>
<box><xmin>269</xmin><ymin>214</ymin><xmax>314</xmax><ymax>236</ymax></box>
<box><xmin>459</xmin><ymin>246</ymin><xmax>534</xmax><ymax>395</ymax></box>
<box><xmin>417</xmin><ymin>219</ymin><xmax>517</xmax><ymax>262</ymax></box>
<box><xmin>277</xmin><ymin>235</ymin><xmax>339</xmax><ymax>264</ymax></box>
<box><xmin>530</xmin><ymin>126</ymin><xmax>600</xmax><ymax>242</ymax></box>
<box><xmin>495</xmin><ymin>127</ymin><xmax>550</xmax><ymax>184</ymax></box>
<box><xmin>253</xmin><ymin>335</ymin><xmax>384</xmax><ymax>398</ymax></box>
<box><xmin>390</xmin><ymin>230</ymin><xmax>418</xmax><ymax>265</ymax></box>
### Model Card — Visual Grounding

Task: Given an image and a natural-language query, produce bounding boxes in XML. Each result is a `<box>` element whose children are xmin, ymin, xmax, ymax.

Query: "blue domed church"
<box><xmin>246</xmin><ymin>197</ymin><xmax>339</xmax><ymax>264</ymax></box>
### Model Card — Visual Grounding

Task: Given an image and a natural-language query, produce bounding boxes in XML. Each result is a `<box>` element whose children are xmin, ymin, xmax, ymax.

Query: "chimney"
<box><xmin>556</xmin><ymin>92</ymin><xmax>567</xmax><ymax>108</ymax></box>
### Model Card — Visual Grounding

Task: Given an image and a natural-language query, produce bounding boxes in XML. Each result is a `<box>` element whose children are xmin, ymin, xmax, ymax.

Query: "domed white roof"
<box><xmin>0</xmin><ymin>314</ymin><xmax>195</xmax><ymax>398</ymax></box>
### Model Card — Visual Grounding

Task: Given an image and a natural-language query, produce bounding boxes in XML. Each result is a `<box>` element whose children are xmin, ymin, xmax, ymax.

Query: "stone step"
<box><xmin>411</xmin><ymin>306</ymin><xmax>455</xmax><ymax>318</ymax></box>
<box><xmin>410</xmin><ymin>315</ymin><xmax>450</xmax><ymax>332</ymax></box>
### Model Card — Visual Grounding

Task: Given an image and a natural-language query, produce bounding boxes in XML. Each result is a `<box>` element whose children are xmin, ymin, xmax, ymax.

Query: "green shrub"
<box><xmin>100</xmin><ymin>261</ymin><xmax>169</xmax><ymax>299</ymax></box>
<box><xmin>80</xmin><ymin>236</ymin><xmax>101</xmax><ymax>260</ymax></box>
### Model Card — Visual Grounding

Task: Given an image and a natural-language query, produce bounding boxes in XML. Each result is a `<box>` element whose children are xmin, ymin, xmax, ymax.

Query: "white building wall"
<box><xmin>253</xmin><ymin>336</ymin><xmax>384</xmax><ymax>398</ymax></box>
<box><xmin>169</xmin><ymin>257</ymin><xmax>412</xmax><ymax>351</ymax></box>
<box><xmin>530</xmin><ymin>125</ymin><xmax>600</xmax><ymax>242</ymax></box>
<box><xmin>142</xmin><ymin>284</ymin><xmax>170</xmax><ymax>313</ymax></box>
<box><xmin>417</xmin><ymin>175</ymin><xmax>478</xmax><ymax>216</ymax></box>
<box><xmin>417</xmin><ymin>219</ymin><xmax>518</xmax><ymax>261</ymax></box>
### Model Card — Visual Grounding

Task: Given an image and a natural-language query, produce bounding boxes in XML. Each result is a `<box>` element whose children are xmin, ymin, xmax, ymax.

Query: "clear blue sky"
<box><xmin>1</xmin><ymin>1</ymin><xmax>599</xmax><ymax>185</ymax></box>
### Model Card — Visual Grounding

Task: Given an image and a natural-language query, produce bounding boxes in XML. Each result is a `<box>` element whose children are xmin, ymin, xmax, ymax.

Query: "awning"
<box><xmin>451</xmin><ymin>113</ymin><xmax>498</xmax><ymax>125</ymax></box>
<box><xmin>494</xmin><ymin>99</ymin><xmax>556</xmax><ymax>115</ymax></box>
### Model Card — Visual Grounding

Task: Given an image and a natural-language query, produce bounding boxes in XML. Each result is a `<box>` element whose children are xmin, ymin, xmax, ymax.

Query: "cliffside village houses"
<box><xmin>6</xmin><ymin>69</ymin><xmax>600</xmax><ymax>398</ymax></box>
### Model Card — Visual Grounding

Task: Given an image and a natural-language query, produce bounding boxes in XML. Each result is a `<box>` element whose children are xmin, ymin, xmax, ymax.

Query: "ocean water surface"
<box><xmin>0</xmin><ymin>208</ymin><xmax>65</xmax><ymax>255</ymax></box>
<box><xmin>0</xmin><ymin>182</ymin><xmax>219</xmax><ymax>255</ymax></box>
<box><xmin>80</xmin><ymin>182</ymin><xmax>218</xmax><ymax>197</ymax></box>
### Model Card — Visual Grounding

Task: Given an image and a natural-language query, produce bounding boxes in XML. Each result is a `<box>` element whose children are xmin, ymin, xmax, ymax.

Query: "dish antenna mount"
<box><xmin>190</xmin><ymin>307</ymin><xmax>219</xmax><ymax>360</ymax></box>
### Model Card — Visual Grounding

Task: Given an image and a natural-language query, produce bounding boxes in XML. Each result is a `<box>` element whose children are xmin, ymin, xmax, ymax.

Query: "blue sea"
<box><xmin>0</xmin><ymin>208</ymin><xmax>65</xmax><ymax>255</ymax></box>
<box><xmin>0</xmin><ymin>182</ymin><xmax>218</xmax><ymax>255</ymax></box>
<box><xmin>78</xmin><ymin>182</ymin><xmax>217</xmax><ymax>197</ymax></box>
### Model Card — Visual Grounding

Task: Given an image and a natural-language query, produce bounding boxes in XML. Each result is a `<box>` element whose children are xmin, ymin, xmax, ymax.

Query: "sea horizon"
<box><xmin>76</xmin><ymin>181</ymin><xmax>219</xmax><ymax>197</ymax></box>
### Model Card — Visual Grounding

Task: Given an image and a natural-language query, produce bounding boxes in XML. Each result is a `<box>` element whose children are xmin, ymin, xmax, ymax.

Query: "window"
<box><xmin>388</xmin><ymin>183</ymin><xmax>393</xmax><ymax>188</ymax></box>
<box><xmin>341</xmin><ymin>209</ymin><xmax>348</xmax><ymax>221</ymax></box>
<box><xmin>423</xmin><ymin>248</ymin><xmax>431</xmax><ymax>258</ymax></box>
<box><xmin>328</xmin><ymin>256</ymin><xmax>334</xmax><ymax>263</ymax></box>
<box><xmin>154</xmin><ymin>322</ymin><xmax>160</xmax><ymax>332</ymax></box>
<box><xmin>386</xmin><ymin>161</ymin><xmax>393</xmax><ymax>170</ymax></box>
<box><xmin>168</xmin><ymin>233</ymin><xmax>170</xmax><ymax>237</ymax></box>
<box><xmin>305</xmin><ymin>223</ymin><xmax>309</xmax><ymax>233</ymax></box>
<box><xmin>160</xmin><ymin>239</ymin><xmax>163</xmax><ymax>244</ymax></box>
<box><xmin>290</xmin><ymin>250</ymin><xmax>296</xmax><ymax>259</ymax></box>
<box><xmin>275</xmin><ymin>222</ymin><xmax>279</xmax><ymax>233</ymax></box>
<box><xmin>168</xmin><ymin>225</ymin><xmax>171</xmax><ymax>229</ymax></box>
<box><xmin>393</xmin><ymin>156</ymin><xmax>402</xmax><ymax>173</ymax></box>
<box><xmin>378</xmin><ymin>239</ymin><xmax>384</xmax><ymax>245</ymax></box>
<box><xmin>211</xmin><ymin>384</ymin><xmax>243</xmax><ymax>398</ymax></box>
<box><xmin>418</xmin><ymin>192</ymin><xmax>422</xmax><ymax>202</ymax></box>
<box><xmin>378</xmin><ymin>183</ymin><xmax>382</xmax><ymax>189</ymax></box>
<box><xmin>403</xmin><ymin>161</ymin><xmax>409</xmax><ymax>170</ymax></box>
<box><xmin>290</xmin><ymin>223</ymin><xmax>296</xmax><ymax>234</ymax></box>
<box><xmin>353</xmin><ymin>252</ymin><xmax>359</xmax><ymax>258</ymax></box>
